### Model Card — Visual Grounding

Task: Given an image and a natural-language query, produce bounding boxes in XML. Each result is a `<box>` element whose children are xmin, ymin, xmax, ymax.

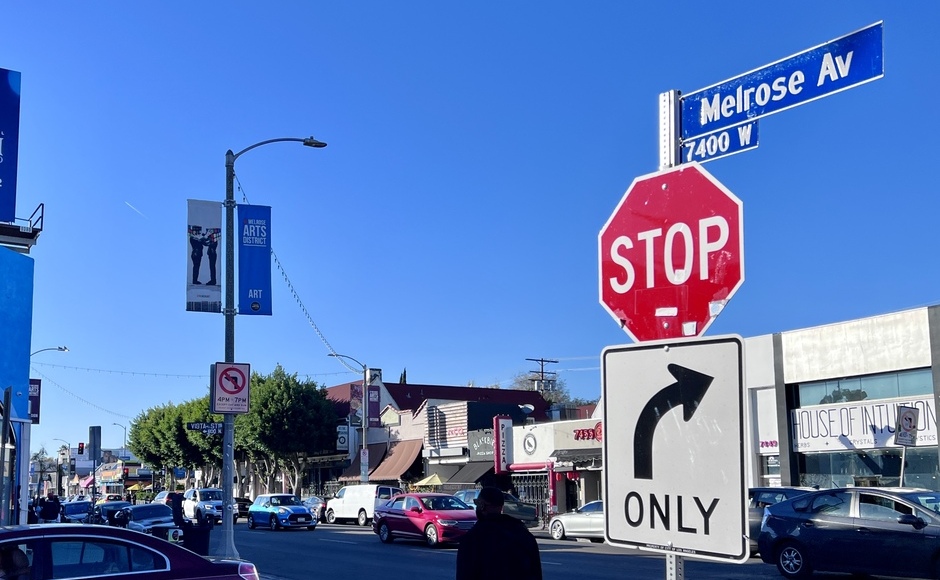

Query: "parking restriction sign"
<box><xmin>211</xmin><ymin>362</ymin><xmax>251</xmax><ymax>414</ymax></box>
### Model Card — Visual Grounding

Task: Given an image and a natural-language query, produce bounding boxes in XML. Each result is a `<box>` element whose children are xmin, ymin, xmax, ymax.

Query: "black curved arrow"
<box><xmin>634</xmin><ymin>364</ymin><xmax>713</xmax><ymax>480</ymax></box>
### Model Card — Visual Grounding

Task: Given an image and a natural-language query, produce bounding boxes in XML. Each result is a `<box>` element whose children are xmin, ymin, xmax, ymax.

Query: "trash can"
<box><xmin>181</xmin><ymin>518</ymin><xmax>212</xmax><ymax>556</ymax></box>
<box><xmin>151</xmin><ymin>523</ymin><xmax>184</xmax><ymax>545</ymax></box>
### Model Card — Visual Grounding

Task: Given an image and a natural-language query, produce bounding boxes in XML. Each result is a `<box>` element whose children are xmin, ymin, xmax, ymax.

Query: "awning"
<box><xmin>126</xmin><ymin>483</ymin><xmax>143</xmax><ymax>491</ymax></box>
<box><xmin>447</xmin><ymin>462</ymin><xmax>493</xmax><ymax>485</ymax></box>
<box><xmin>80</xmin><ymin>475</ymin><xmax>94</xmax><ymax>488</ymax></box>
<box><xmin>369</xmin><ymin>439</ymin><xmax>423</xmax><ymax>481</ymax></box>
<box><xmin>550</xmin><ymin>448</ymin><xmax>602</xmax><ymax>467</ymax></box>
<box><xmin>338</xmin><ymin>443</ymin><xmax>389</xmax><ymax>481</ymax></box>
<box><xmin>414</xmin><ymin>473</ymin><xmax>445</xmax><ymax>487</ymax></box>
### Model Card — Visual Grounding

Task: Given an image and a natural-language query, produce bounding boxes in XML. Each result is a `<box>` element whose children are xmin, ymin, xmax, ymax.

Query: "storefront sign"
<box><xmin>493</xmin><ymin>416</ymin><xmax>512</xmax><ymax>474</ymax></box>
<box><xmin>468</xmin><ymin>430</ymin><xmax>494</xmax><ymax>461</ymax></box>
<box><xmin>791</xmin><ymin>395</ymin><xmax>936</xmax><ymax>452</ymax></box>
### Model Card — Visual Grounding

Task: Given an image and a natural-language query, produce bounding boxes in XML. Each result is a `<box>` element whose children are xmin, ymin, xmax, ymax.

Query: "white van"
<box><xmin>326</xmin><ymin>484</ymin><xmax>403</xmax><ymax>526</ymax></box>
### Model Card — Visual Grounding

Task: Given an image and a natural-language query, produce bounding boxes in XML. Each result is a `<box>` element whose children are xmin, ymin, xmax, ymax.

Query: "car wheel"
<box><xmin>358</xmin><ymin>510</ymin><xmax>368</xmax><ymax>527</ymax></box>
<box><xmin>247</xmin><ymin>514</ymin><xmax>256</xmax><ymax>529</ymax></box>
<box><xmin>269</xmin><ymin>514</ymin><xmax>279</xmax><ymax>531</ymax></box>
<box><xmin>326</xmin><ymin>509</ymin><xmax>337</xmax><ymax>524</ymax></box>
<box><xmin>378</xmin><ymin>522</ymin><xmax>393</xmax><ymax>543</ymax></box>
<box><xmin>776</xmin><ymin>542</ymin><xmax>811</xmax><ymax>579</ymax></box>
<box><xmin>550</xmin><ymin>520</ymin><xmax>567</xmax><ymax>540</ymax></box>
<box><xmin>425</xmin><ymin>524</ymin><xmax>439</xmax><ymax>547</ymax></box>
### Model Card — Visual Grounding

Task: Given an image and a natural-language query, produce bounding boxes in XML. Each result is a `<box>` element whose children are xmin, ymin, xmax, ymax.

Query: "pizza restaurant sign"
<box><xmin>791</xmin><ymin>395</ymin><xmax>937</xmax><ymax>453</ymax></box>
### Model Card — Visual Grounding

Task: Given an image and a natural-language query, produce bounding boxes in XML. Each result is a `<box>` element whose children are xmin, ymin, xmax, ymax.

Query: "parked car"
<box><xmin>247</xmin><ymin>494</ymin><xmax>317</xmax><ymax>531</ymax></box>
<box><xmin>453</xmin><ymin>489</ymin><xmax>540</xmax><ymax>528</ymax></box>
<box><xmin>0</xmin><ymin>523</ymin><xmax>258</xmax><ymax>579</ymax></box>
<box><xmin>301</xmin><ymin>496</ymin><xmax>327</xmax><ymax>522</ymax></box>
<box><xmin>548</xmin><ymin>500</ymin><xmax>604</xmax><ymax>542</ymax></box>
<box><xmin>758</xmin><ymin>487</ymin><xmax>940</xmax><ymax>579</ymax></box>
<box><xmin>233</xmin><ymin>497</ymin><xmax>251</xmax><ymax>523</ymax></box>
<box><xmin>116</xmin><ymin>503</ymin><xmax>176</xmax><ymax>534</ymax></box>
<box><xmin>95</xmin><ymin>494</ymin><xmax>123</xmax><ymax>505</ymax></box>
<box><xmin>326</xmin><ymin>484</ymin><xmax>403</xmax><ymax>526</ymax></box>
<box><xmin>59</xmin><ymin>500</ymin><xmax>93</xmax><ymax>523</ymax></box>
<box><xmin>90</xmin><ymin>501</ymin><xmax>132</xmax><ymax>526</ymax></box>
<box><xmin>747</xmin><ymin>486</ymin><xmax>815</xmax><ymax>555</ymax></box>
<box><xmin>151</xmin><ymin>491</ymin><xmax>171</xmax><ymax>505</ymax></box>
<box><xmin>373</xmin><ymin>492</ymin><xmax>476</xmax><ymax>547</ymax></box>
<box><xmin>182</xmin><ymin>488</ymin><xmax>224</xmax><ymax>524</ymax></box>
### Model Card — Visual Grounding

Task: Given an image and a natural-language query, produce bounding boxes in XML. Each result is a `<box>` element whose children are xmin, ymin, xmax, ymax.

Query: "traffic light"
<box><xmin>77</xmin><ymin>442</ymin><xmax>84</xmax><ymax>455</ymax></box>
<box><xmin>122</xmin><ymin>467</ymin><xmax>129</xmax><ymax>478</ymax></box>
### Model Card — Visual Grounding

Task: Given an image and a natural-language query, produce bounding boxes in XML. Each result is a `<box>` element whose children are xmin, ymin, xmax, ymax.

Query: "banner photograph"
<box><xmin>237</xmin><ymin>204</ymin><xmax>272</xmax><ymax>315</ymax></box>
<box><xmin>186</xmin><ymin>199</ymin><xmax>221</xmax><ymax>313</ymax></box>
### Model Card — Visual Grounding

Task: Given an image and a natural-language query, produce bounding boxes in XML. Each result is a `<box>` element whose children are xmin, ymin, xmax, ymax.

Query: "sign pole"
<box><xmin>221</xmin><ymin>150</ymin><xmax>239</xmax><ymax>560</ymax></box>
<box><xmin>659</xmin><ymin>88</ymin><xmax>684</xmax><ymax>580</ymax></box>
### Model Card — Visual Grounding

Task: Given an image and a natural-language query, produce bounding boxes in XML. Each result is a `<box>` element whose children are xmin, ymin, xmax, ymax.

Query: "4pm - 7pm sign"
<box><xmin>680</xmin><ymin>21</ymin><xmax>883</xmax><ymax>141</ymax></box>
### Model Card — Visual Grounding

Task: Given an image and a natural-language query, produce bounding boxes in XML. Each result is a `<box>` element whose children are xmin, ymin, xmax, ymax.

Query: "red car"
<box><xmin>372</xmin><ymin>492</ymin><xmax>477</xmax><ymax>547</ymax></box>
<box><xmin>0</xmin><ymin>523</ymin><xmax>259</xmax><ymax>580</ymax></box>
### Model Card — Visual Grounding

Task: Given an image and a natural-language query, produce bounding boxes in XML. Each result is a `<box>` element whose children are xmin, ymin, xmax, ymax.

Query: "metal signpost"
<box><xmin>599</xmin><ymin>21</ymin><xmax>885</xmax><ymax>580</ymax></box>
<box><xmin>602</xmin><ymin>336</ymin><xmax>746</xmax><ymax>563</ymax></box>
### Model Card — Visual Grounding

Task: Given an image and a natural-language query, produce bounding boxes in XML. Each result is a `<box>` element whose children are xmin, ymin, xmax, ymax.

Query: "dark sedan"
<box><xmin>59</xmin><ymin>500</ymin><xmax>93</xmax><ymax>523</ymax></box>
<box><xmin>453</xmin><ymin>489</ymin><xmax>539</xmax><ymax>527</ymax></box>
<box><xmin>116</xmin><ymin>503</ymin><xmax>176</xmax><ymax>534</ymax></box>
<box><xmin>758</xmin><ymin>487</ymin><xmax>940</xmax><ymax>578</ymax></box>
<box><xmin>234</xmin><ymin>497</ymin><xmax>251</xmax><ymax>523</ymax></box>
<box><xmin>0</xmin><ymin>523</ymin><xmax>257</xmax><ymax>579</ymax></box>
<box><xmin>89</xmin><ymin>501</ymin><xmax>131</xmax><ymax>526</ymax></box>
<box><xmin>747</xmin><ymin>486</ymin><xmax>815</xmax><ymax>555</ymax></box>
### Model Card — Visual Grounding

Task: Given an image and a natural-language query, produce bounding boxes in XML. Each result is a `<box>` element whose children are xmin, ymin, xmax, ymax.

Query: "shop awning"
<box><xmin>368</xmin><ymin>439</ymin><xmax>423</xmax><ymax>482</ymax></box>
<box><xmin>550</xmin><ymin>448</ymin><xmax>602</xmax><ymax>468</ymax></box>
<box><xmin>447</xmin><ymin>461</ymin><xmax>493</xmax><ymax>485</ymax></box>
<box><xmin>80</xmin><ymin>475</ymin><xmax>94</xmax><ymax>488</ymax></box>
<box><xmin>338</xmin><ymin>443</ymin><xmax>389</xmax><ymax>481</ymax></box>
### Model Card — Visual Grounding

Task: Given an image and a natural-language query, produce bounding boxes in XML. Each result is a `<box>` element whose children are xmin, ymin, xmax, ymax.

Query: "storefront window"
<box><xmin>799</xmin><ymin>368</ymin><xmax>931</xmax><ymax>405</ymax></box>
<box><xmin>799</xmin><ymin>448</ymin><xmax>939</xmax><ymax>489</ymax></box>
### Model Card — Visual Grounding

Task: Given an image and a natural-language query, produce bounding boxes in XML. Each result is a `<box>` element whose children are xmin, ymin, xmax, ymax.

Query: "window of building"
<box><xmin>798</xmin><ymin>368</ymin><xmax>932</xmax><ymax>405</ymax></box>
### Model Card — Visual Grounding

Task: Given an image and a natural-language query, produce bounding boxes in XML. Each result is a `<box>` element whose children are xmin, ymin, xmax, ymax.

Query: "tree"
<box><xmin>399</xmin><ymin>368</ymin><xmax>407</xmax><ymax>384</ymax></box>
<box><xmin>240</xmin><ymin>366</ymin><xmax>338</xmax><ymax>493</ymax></box>
<box><xmin>508</xmin><ymin>372</ymin><xmax>569</xmax><ymax>405</ymax></box>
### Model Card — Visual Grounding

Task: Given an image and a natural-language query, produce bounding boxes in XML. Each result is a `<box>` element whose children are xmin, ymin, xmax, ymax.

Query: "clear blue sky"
<box><xmin>3</xmin><ymin>3</ymin><xmax>935</xmax><ymax>454</ymax></box>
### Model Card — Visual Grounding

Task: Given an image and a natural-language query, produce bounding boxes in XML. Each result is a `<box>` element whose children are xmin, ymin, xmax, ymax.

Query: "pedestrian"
<box><xmin>37</xmin><ymin>491</ymin><xmax>61</xmax><ymax>523</ymax></box>
<box><xmin>456</xmin><ymin>487</ymin><xmax>542</xmax><ymax>580</ymax></box>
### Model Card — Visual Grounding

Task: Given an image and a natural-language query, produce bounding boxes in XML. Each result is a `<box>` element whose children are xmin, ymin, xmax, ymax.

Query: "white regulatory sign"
<box><xmin>212</xmin><ymin>362</ymin><xmax>251</xmax><ymax>414</ymax></box>
<box><xmin>602</xmin><ymin>335</ymin><xmax>747</xmax><ymax>562</ymax></box>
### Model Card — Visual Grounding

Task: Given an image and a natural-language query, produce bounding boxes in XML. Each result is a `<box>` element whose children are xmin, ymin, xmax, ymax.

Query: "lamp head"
<box><xmin>57</xmin><ymin>346</ymin><xmax>69</xmax><ymax>352</ymax></box>
<box><xmin>303</xmin><ymin>137</ymin><xmax>327</xmax><ymax>148</ymax></box>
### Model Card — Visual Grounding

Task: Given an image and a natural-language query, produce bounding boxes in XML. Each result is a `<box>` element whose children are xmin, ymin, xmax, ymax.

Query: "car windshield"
<box><xmin>63</xmin><ymin>502</ymin><xmax>91</xmax><ymax>514</ymax></box>
<box><xmin>132</xmin><ymin>505</ymin><xmax>172</xmax><ymax>519</ymax></box>
<box><xmin>201</xmin><ymin>490</ymin><xmax>223</xmax><ymax>501</ymax></box>
<box><xmin>900</xmin><ymin>491</ymin><xmax>940</xmax><ymax>514</ymax></box>
<box><xmin>421</xmin><ymin>496</ymin><xmax>471</xmax><ymax>511</ymax></box>
<box><xmin>270</xmin><ymin>495</ymin><xmax>301</xmax><ymax>506</ymax></box>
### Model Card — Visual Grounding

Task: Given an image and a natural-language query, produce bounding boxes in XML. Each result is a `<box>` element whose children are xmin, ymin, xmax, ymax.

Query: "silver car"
<box><xmin>549</xmin><ymin>500</ymin><xmax>604</xmax><ymax>542</ymax></box>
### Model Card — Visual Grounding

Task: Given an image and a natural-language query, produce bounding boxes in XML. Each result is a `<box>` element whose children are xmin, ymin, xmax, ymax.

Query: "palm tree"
<box><xmin>30</xmin><ymin>446</ymin><xmax>51</xmax><ymax>498</ymax></box>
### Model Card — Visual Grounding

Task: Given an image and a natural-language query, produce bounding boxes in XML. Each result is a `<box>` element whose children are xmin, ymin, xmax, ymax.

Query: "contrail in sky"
<box><xmin>125</xmin><ymin>201</ymin><xmax>147</xmax><ymax>218</ymax></box>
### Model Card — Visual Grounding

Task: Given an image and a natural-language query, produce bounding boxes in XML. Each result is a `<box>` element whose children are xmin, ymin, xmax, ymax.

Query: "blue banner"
<box><xmin>237</xmin><ymin>204</ymin><xmax>272</xmax><ymax>315</ymax></box>
<box><xmin>0</xmin><ymin>68</ymin><xmax>22</xmax><ymax>223</ymax></box>
<box><xmin>681</xmin><ymin>22</ymin><xmax>883</xmax><ymax>140</ymax></box>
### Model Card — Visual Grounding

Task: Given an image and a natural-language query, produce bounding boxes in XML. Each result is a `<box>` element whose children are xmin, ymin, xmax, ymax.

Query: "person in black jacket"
<box><xmin>456</xmin><ymin>487</ymin><xmax>542</xmax><ymax>580</ymax></box>
<box><xmin>37</xmin><ymin>491</ymin><xmax>61</xmax><ymax>523</ymax></box>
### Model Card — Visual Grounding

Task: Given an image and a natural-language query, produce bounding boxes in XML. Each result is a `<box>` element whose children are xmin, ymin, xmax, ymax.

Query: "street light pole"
<box><xmin>112</xmin><ymin>423</ymin><xmax>127</xmax><ymax>459</ymax></box>
<box><xmin>328</xmin><ymin>353</ymin><xmax>369</xmax><ymax>483</ymax></box>
<box><xmin>52</xmin><ymin>439</ymin><xmax>70</xmax><ymax>497</ymax></box>
<box><xmin>30</xmin><ymin>346</ymin><xmax>68</xmax><ymax>357</ymax></box>
<box><xmin>222</xmin><ymin>136</ymin><xmax>326</xmax><ymax>559</ymax></box>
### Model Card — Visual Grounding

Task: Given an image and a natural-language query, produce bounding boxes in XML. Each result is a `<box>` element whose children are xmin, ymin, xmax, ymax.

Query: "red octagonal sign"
<box><xmin>598</xmin><ymin>162</ymin><xmax>743</xmax><ymax>342</ymax></box>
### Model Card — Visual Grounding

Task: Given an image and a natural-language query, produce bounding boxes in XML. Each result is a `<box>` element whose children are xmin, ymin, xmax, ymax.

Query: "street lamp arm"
<box><xmin>30</xmin><ymin>346</ymin><xmax>68</xmax><ymax>357</ymax></box>
<box><xmin>230</xmin><ymin>136</ymin><xmax>327</xmax><ymax>162</ymax></box>
<box><xmin>328</xmin><ymin>352</ymin><xmax>366</xmax><ymax>372</ymax></box>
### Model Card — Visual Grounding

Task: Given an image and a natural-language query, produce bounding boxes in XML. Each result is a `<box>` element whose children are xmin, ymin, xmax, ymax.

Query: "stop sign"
<box><xmin>598</xmin><ymin>162</ymin><xmax>743</xmax><ymax>342</ymax></box>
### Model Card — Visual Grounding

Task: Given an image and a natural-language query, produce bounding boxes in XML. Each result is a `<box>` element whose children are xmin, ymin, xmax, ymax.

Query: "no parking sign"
<box><xmin>895</xmin><ymin>406</ymin><xmax>919</xmax><ymax>447</ymax></box>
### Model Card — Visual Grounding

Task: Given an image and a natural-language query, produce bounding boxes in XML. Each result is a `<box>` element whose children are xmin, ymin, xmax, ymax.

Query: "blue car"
<box><xmin>247</xmin><ymin>494</ymin><xmax>317</xmax><ymax>531</ymax></box>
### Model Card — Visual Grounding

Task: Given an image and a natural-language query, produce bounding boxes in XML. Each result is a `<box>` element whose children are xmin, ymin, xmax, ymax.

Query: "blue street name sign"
<box><xmin>682</xmin><ymin>121</ymin><xmax>759</xmax><ymax>164</ymax></box>
<box><xmin>680</xmin><ymin>22</ymin><xmax>883</xmax><ymax>140</ymax></box>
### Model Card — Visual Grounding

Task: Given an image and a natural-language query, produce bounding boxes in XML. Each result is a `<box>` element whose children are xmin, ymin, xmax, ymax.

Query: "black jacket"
<box><xmin>456</xmin><ymin>513</ymin><xmax>542</xmax><ymax>580</ymax></box>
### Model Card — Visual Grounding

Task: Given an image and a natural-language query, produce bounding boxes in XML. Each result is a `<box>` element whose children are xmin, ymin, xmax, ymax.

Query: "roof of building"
<box><xmin>326</xmin><ymin>381</ymin><xmax>550</xmax><ymax>421</ymax></box>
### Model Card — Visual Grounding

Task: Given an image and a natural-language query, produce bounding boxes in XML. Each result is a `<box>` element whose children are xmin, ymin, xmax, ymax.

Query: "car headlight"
<box><xmin>205</xmin><ymin>505</ymin><xmax>217</xmax><ymax>512</ymax></box>
<box><xmin>278</xmin><ymin>507</ymin><xmax>289</xmax><ymax>515</ymax></box>
<box><xmin>438</xmin><ymin>519</ymin><xmax>458</xmax><ymax>527</ymax></box>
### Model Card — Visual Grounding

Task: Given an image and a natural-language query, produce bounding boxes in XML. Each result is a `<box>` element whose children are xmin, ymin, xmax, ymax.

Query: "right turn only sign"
<box><xmin>602</xmin><ymin>335</ymin><xmax>747</xmax><ymax>562</ymax></box>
